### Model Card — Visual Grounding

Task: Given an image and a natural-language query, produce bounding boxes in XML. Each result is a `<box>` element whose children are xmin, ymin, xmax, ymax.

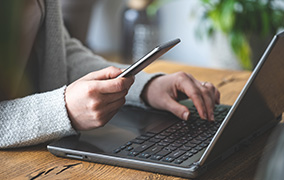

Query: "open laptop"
<box><xmin>48</xmin><ymin>31</ymin><xmax>284</xmax><ymax>178</ymax></box>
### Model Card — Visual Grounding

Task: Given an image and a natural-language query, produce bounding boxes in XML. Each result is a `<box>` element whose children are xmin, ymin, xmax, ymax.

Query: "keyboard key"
<box><xmin>151</xmin><ymin>155</ymin><xmax>163</xmax><ymax>161</ymax></box>
<box><xmin>157</xmin><ymin>142</ymin><xmax>169</xmax><ymax>147</ymax></box>
<box><xmin>136</xmin><ymin>135</ymin><xmax>150</xmax><ymax>141</ymax></box>
<box><xmin>126</xmin><ymin>146</ymin><xmax>133</xmax><ymax>151</ymax></box>
<box><xmin>120</xmin><ymin>145</ymin><xmax>127</xmax><ymax>150</ymax></box>
<box><xmin>164</xmin><ymin>146</ymin><xmax>177</xmax><ymax>152</ymax></box>
<box><xmin>178</xmin><ymin>155</ymin><xmax>190</xmax><ymax>161</ymax></box>
<box><xmin>162</xmin><ymin>157</ymin><xmax>175</xmax><ymax>162</ymax></box>
<box><xmin>114</xmin><ymin>105</ymin><xmax>229</xmax><ymax>165</ymax></box>
<box><xmin>179</xmin><ymin>145</ymin><xmax>192</xmax><ymax>151</ymax></box>
<box><xmin>194</xmin><ymin>145</ymin><xmax>204</xmax><ymax>151</ymax></box>
<box><xmin>184</xmin><ymin>142</ymin><xmax>197</xmax><ymax>148</ymax></box>
<box><xmin>216</xmin><ymin>106</ymin><xmax>229</xmax><ymax>112</ymax></box>
<box><xmin>171</xmin><ymin>143</ymin><xmax>182</xmax><ymax>148</ymax></box>
<box><xmin>163</xmin><ymin>138</ymin><xmax>175</xmax><ymax>143</ymax></box>
<box><xmin>160</xmin><ymin>131</ymin><xmax>171</xmax><ymax>136</ymax></box>
<box><xmin>126</xmin><ymin>142</ymin><xmax>132</xmax><ymax>146</ymax></box>
<box><xmin>155</xmin><ymin>135</ymin><xmax>166</xmax><ymax>139</ymax></box>
<box><xmin>149</xmin><ymin>138</ymin><xmax>161</xmax><ymax>143</ymax></box>
<box><xmin>139</xmin><ymin>153</ymin><xmax>151</xmax><ymax>159</ymax></box>
<box><xmin>155</xmin><ymin>149</ymin><xmax>171</xmax><ymax>157</ymax></box>
<box><xmin>174</xmin><ymin>159</ymin><xmax>183</xmax><ymax>164</ymax></box>
<box><xmin>131</xmin><ymin>139</ymin><xmax>144</xmax><ymax>144</ymax></box>
<box><xmin>199</xmin><ymin>142</ymin><xmax>209</xmax><ymax>148</ymax></box>
<box><xmin>184</xmin><ymin>152</ymin><xmax>194</xmax><ymax>157</ymax></box>
<box><xmin>168</xmin><ymin>134</ymin><xmax>179</xmax><ymax>140</ymax></box>
<box><xmin>181</xmin><ymin>136</ymin><xmax>191</xmax><ymax>141</ymax></box>
<box><xmin>144</xmin><ymin>145</ymin><xmax>163</xmax><ymax>155</ymax></box>
<box><xmin>128</xmin><ymin>151</ymin><xmax>139</xmax><ymax>156</ymax></box>
<box><xmin>191</xmin><ymin>139</ymin><xmax>202</xmax><ymax>144</ymax></box>
<box><xmin>188</xmin><ymin>132</ymin><xmax>199</xmax><ymax>138</ymax></box>
<box><xmin>199</xmin><ymin>133</ymin><xmax>211</xmax><ymax>138</ymax></box>
<box><xmin>189</xmin><ymin>149</ymin><xmax>198</xmax><ymax>154</ymax></box>
<box><xmin>167</xmin><ymin>150</ymin><xmax>186</xmax><ymax>159</ymax></box>
<box><xmin>196</xmin><ymin>136</ymin><xmax>207</xmax><ymax>142</ymax></box>
<box><xmin>171</xmin><ymin>124</ymin><xmax>182</xmax><ymax>130</ymax></box>
<box><xmin>132</xmin><ymin>142</ymin><xmax>154</xmax><ymax>153</ymax></box>
<box><xmin>175</xmin><ymin>139</ymin><xmax>188</xmax><ymax>145</ymax></box>
<box><xmin>113</xmin><ymin>148</ymin><xmax>121</xmax><ymax>153</ymax></box>
<box><xmin>143</xmin><ymin>132</ymin><xmax>156</xmax><ymax>137</ymax></box>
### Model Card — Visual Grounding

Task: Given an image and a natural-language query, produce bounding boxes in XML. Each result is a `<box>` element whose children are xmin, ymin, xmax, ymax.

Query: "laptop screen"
<box><xmin>201</xmin><ymin>32</ymin><xmax>284</xmax><ymax>165</ymax></box>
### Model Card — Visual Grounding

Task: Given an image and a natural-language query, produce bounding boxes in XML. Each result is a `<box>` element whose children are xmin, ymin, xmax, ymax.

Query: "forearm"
<box><xmin>64</xmin><ymin>28</ymin><xmax>128</xmax><ymax>83</ymax></box>
<box><xmin>0</xmin><ymin>86</ymin><xmax>77</xmax><ymax>149</ymax></box>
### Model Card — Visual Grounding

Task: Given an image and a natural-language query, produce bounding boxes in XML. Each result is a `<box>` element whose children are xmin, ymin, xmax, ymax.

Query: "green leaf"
<box><xmin>196</xmin><ymin>0</ymin><xmax>284</xmax><ymax>69</ymax></box>
<box><xmin>230</xmin><ymin>32</ymin><xmax>252</xmax><ymax>70</ymax></box>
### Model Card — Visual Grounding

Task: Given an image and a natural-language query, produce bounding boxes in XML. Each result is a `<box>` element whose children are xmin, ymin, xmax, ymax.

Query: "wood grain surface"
<box><xmin>1</xmin><ymin>60</ymin><xmax>274</xmax><ymax>180</ymax></box>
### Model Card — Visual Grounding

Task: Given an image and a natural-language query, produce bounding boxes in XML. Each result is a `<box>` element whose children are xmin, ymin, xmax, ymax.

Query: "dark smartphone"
<box><xmin>116</xmin><ymin>38</ymin><xmax>181</xmax><ymax>78</ymax></box>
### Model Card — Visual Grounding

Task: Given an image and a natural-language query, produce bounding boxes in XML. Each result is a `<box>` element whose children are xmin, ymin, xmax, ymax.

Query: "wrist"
<box><xmin>140</xmin><ymin>74</ymin><xmax>164</xmax><ymax>106</ymax></box>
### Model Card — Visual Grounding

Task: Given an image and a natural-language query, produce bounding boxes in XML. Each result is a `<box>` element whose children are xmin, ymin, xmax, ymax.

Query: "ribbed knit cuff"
<box><xmin>0</xmin><ymin>86</ymin><xmax>77</xmax><ymax>148</ymax></box>
<box><xmin>125</xmin><ymin>71</ymin><xmax>164</xmax><ymax>108</ymax></box>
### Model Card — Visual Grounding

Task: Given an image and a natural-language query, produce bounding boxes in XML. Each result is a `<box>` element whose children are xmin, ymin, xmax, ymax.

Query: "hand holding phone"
<box><xmin>116</xmin><ymin>38</ymin><xmax>181</xmax><ymax>78</ymax></box>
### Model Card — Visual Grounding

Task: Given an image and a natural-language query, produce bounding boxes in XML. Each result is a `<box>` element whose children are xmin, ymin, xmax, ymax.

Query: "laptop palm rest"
<box><xmin>50</xmin><ymin>106</ymin><xmax>178</xmax><ymax>154</ymax></box>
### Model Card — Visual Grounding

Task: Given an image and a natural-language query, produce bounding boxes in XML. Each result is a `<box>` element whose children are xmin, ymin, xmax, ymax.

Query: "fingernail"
<box><xmin>183</xmin><ymin>111</ymin><xmax>189</xmax><ymax>121</ymax></box>
<box><xmin>210</xmin><ymin>114</ymin><xmax>215</xmax><ymax>121</ymax></box>
<box><xmin>203</xmin><ymin>113</ymin><xmax>208</xmax><ymax>120</ymax></box>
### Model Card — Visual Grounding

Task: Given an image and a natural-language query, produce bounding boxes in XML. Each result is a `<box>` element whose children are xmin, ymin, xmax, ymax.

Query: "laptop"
<box><xmin>47</xmin><ymin>31</ymin><xmax>284</xmax><ymax>178</ymax></box>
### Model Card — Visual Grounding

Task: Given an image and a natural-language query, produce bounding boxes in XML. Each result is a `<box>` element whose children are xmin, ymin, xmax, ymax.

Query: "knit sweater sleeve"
<box><xmin>0</xmin><ymin>86</ymin><xmax>77</xmax><ymax>149</ymax></box>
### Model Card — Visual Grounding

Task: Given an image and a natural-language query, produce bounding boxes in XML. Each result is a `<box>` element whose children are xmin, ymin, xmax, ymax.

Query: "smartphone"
<box><xmin>116</xmin><ymin>38</ymin><xmax>181</xmax><ymax>78</ymax></box>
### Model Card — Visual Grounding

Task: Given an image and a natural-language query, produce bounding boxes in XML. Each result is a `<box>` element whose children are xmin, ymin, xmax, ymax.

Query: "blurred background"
<box><xmin>60</xmin><ymin>0</ymin><xmax>284</xmax><ymax>70</ymax></box>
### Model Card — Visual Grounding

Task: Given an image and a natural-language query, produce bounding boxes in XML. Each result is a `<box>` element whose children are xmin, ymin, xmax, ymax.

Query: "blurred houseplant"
<box><xmin>197</xmin><ymin>0</ymin><xmax>284</xmax><ymax>69</ymax></box>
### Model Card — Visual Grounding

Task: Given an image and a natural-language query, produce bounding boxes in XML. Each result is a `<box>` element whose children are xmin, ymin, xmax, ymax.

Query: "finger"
<box><xmin>83</xmin><ymin>66</ymin><xmax>123</xmax><ymax>81</ymax></box>
<box><xmin>175</xmin><ymin>74</ymin><xmax>208</xmax><ymax>120</ymax></box>
<box><xmin>190</xmin><ymin>92</ymin><xmax>208</xmax><ymax>120</ymax></box>
<box><xmin>88</xmin><ymin>90</ymin><xmax>129</xmax><ymax>110</ymax></box>
<box><xmin>199</xmin><ymin>81</ymin><xmax>219</xmax><ymax>121</ymax></box>
<box><xmin>164</xmin><ymin>96</ymin><xmax>191</xmax><ymax>121</ymax></box>
<box><xmin>215</xmin><ymin>88</ymin><xmax>221</xmax><ymax>104</ymax></box>
<box><xmin>200</xmin><ymin>85</ymin><xmax>215</xmax><ymax>121</ymax></box>
<box><xmin>102</xmin><ymin>89</ymin><xmax>129</xmax><ymax>103</ymax></box>
<box><xmin>91</xmin><ymin>77</ymin><xmax>134</xmax><ymax>94</ymax></box>
<box><xmin>202</xmin><ymin>81</ymin><xmax>220</xmax><ymax>105</ymax></box>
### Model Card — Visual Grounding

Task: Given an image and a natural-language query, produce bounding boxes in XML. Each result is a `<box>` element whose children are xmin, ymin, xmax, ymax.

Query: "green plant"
<box><xmin>147</xmin><ymin>0</ymin><xmax>171</xmax><ymax>17</ymax></box>
<box><xmin>198</xmin><ymin>0</ymin><xmax>284</xmax><ymax>69</ymax></box>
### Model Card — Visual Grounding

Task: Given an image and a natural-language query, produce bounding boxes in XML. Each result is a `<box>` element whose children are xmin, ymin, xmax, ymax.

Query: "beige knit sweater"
<box><xmin>0</xmin><ymin>0</ymin><xmax>157</xmax><ymax>148</ymax></box>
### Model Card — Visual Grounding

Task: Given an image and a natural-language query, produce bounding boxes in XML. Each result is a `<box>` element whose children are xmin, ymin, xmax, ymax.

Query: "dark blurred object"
<box><xmin>121</xmin><ymin>0</ymin><xmax>159</xmax><ymax>63</ymax></box>
<box><xmin>0</xmin><ymin>1</ymin><xmax>23</xmax><ymax>100</ymax></box>
<box><xmin>255</xmin><ymin>122</ymin><xmax>284</xmax><ymax>180</ymax></box>
<box><xmin>60</xmin><ymin>0</ymin><xmax>97</xmax><ymax>45</ymax></box>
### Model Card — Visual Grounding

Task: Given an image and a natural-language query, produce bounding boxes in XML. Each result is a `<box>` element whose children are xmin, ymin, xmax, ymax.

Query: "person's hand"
<box><xmin>141</xmin><ymin>72</ymin><xmax>220</xmax><ymax>121</ymax></box>
<box><xmin>65</xmin><ymin>66</ymin><xmax>134</xmax><ymax>130</ymax></box>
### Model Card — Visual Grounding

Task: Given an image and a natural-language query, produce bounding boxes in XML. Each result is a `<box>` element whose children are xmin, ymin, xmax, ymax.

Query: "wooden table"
<box><xmin>0</xmin><ymin>60</ymin><xmax>274</xmax><ymax>179</ymax></box>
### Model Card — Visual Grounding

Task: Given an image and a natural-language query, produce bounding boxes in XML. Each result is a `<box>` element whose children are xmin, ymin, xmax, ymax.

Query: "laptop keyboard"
<box><xmin>113</xmin><ymin>105</ymin><xmax>230</xmax><ymax>165</ymax></box>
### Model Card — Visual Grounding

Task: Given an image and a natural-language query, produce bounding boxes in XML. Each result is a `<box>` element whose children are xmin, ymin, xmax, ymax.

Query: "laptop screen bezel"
<box><xmin>198</xmin><ymin>33</ymin><xmax>280</xmax><ymax>166</ymax></box>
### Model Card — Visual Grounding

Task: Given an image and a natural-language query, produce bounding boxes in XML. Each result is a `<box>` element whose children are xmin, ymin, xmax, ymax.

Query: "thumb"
<box><xmin>165</xmin><ymin>97</ymin><xmax>190</xmax><ymax>121</ymax></box>
<box><xmin>83</xmin><ymin>66</ymin><xmax>123</xmax><ymax>80</ymax></box>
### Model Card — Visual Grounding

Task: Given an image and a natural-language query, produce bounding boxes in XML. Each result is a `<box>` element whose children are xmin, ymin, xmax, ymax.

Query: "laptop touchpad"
<box><xmin>78</xmin><ymin>106</ymin><xmax>178</xmax><ymax>153</ymax></box>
